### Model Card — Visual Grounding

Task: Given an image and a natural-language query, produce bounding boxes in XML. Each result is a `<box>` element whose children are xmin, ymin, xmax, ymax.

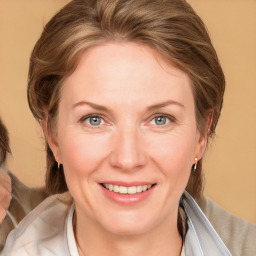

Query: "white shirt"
<box><xmin>180</xmin><ymin>245</ymin><xmax>185</xmax><ymax>256</ymax></box>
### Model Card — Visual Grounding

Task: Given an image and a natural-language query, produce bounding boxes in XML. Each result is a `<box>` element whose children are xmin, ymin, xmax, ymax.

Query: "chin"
<box><xmin>104</xmin><ymin>222</ymin><xmax>153</xmax><ymax>236</ymax></box>
<box><xmin>97</xmin><ymin>210</ymin><xmax>161</xmax><ymax>236</ymax></box>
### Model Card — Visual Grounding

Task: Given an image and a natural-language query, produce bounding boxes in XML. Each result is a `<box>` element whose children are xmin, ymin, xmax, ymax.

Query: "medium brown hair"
<box><xmin>27</xmin><ymin>0</ymin><xmax>225</xmax><ymax>198</ymax></box>
<box><xmin>0</xmin><ymin>119</ymin><xmax>11</xmax><ymax>166</ymax></box>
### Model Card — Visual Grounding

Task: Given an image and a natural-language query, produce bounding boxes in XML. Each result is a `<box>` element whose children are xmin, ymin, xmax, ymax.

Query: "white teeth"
<box><xmin>136</xmin><ymin>186</ymin><xmax>143</xmax><ymax>193</ymax></box>
<box><xmin>127</xmin><ymin>186</ymin><xmax>137</xmax><ymax>194</ymax></box>
<box><xmin>142</xmin><ymin>185</ymin><xmax>148</xmax><ymax>191</ymax></box>
<box><xmin>119</xmin><ymin>186</ymin><xmax>127</xmax><ymax>194</ymax></box>
<box><xmin>103</xmin><ymin>184</ymin><xmax>153</xmax><ymax>194</ymax></box>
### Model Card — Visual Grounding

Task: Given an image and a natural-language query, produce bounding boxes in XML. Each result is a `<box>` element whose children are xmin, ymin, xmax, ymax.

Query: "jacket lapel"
<box><xmin>183</xmin><ymin>191</ymin><xmax>232</xmax><ymax>256</ymax></box>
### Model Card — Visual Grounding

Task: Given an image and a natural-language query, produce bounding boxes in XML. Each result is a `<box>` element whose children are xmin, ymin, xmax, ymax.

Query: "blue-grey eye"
<box><xmin>85</xmin><ymin>116</ymin><xmax>104</xmax><ymax>126</ymax></box>
<box><xmin>151</xmin><ymin>116</ymin><xmax>170</xmax><ymax>126</ymax></box>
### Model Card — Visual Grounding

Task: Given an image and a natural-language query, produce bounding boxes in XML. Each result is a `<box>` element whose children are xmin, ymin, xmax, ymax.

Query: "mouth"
<box><xmin>101</xmin><ymin>183</ymin><xmax>156</xmax><ymax>195</ymax></box>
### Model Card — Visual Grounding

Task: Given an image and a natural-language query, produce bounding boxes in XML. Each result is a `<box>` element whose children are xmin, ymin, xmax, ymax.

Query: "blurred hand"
<box><xmin>0</xmin><ymin>171</ymin><xmax>12</xmax><ymax>224</ymax></box>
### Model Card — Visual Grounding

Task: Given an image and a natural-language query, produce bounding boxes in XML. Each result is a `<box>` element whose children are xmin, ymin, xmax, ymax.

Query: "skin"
<box><xmin>47</xmin><ymin>42</ymin><xmax>208</xmax><ymax>256</ymax></box>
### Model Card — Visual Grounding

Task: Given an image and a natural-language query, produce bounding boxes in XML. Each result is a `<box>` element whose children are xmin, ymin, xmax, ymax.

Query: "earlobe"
<box><xmin>42</xmin><ymin>115</ymin><xmax>61</xmax><ymax>164</ymax></box>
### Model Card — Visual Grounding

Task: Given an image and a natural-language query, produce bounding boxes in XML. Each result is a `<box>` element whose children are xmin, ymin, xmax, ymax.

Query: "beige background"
<box><xmin>0</xmin><ymin>0</ymin><xmax>255</xmax><ymax>223</ymax></box>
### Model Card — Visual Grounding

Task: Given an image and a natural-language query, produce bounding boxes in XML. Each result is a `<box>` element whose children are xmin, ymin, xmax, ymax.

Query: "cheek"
<box><xmin>147</xmin><ymin>132</ymin><xmax>195</xmax><ymax>182</ymax></box>
<box><xmin>59</xmin><ymin>132</ymin><xmax>111</xmax><ymax>178</ymax></box>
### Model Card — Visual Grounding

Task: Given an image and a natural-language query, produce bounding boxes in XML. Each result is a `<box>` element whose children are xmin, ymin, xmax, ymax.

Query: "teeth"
<box><xmin>113</xmin><ymin>185</ymin><xmax>119</xmax><ymax>192</ymax></box>
<box><xmin>136</xmin><ymin>186</ymin><xmax>143</xmax><ymax>193</ymax></box>
<box><xmin>103</xmin><ymin>184</ymin><xmax>153</xmax><ymax>194</ymax></box>
<box><xmin>128</xmin><ymin>186</ymin><xmax>136</xmax><ymax>194</ymax></box>
<box><xmin>119</xmin><ymin>186</ymin><xmax>127</xmax><ymax>194</ymax></box>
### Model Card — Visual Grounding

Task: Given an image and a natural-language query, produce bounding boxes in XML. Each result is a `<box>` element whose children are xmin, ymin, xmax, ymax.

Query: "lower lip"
<box><xmin>100</xmin><ymin>185</ymin><xmax>156</xmax><ymax>205</ymax></box>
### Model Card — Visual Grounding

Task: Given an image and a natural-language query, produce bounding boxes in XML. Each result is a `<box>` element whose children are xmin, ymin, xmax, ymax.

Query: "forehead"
<box><xmin>61</xmin><ymin>42</ymin><xmax>194</xmax><ymax>109</ymax></box>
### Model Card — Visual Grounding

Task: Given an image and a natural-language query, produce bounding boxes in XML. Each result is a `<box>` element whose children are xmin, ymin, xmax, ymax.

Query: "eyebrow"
<box><xmin>72</xmin><ymin>99</ymin><xmax>184</xmax><ymax>112</ymax></box>
<box><xmin>72</xmin><ymin>101</ymin><xmax>110</xmax><ymax>112</ymax></box>
<box><xmin>146</xmin><ymin>100</ymin><xmax>185</xmax><ymax>111</ymax></box>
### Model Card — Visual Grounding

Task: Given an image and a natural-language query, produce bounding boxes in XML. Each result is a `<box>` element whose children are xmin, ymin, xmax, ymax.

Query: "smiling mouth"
<box><xmin>101</xmin><ymin>183</ymin><xmax>156</xmax><ymax>195</ymax></box>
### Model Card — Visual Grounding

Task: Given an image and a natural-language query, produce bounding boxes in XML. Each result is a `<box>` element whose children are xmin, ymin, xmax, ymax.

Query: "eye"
<box><xmin>150</xmin><ymin>115</ymin><xmax>171</xmax><ymax>126</ymax></box>
<box><xmin>83</xmin><ymin>115</ymin><xmax>105</xmax><ymax>126</ymax></box>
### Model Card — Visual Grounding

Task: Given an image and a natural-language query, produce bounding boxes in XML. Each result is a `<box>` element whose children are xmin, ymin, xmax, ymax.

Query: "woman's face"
<box><xmin>49</xmin><ymin>42</ymin><xmax>207</xmax><ymax>236</ymax></box>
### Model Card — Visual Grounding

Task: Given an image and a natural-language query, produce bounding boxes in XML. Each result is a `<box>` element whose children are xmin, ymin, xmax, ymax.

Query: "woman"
<box><xmin>2</xmin><ymin>0</ymin><xmax>255</xmax><ymax>255</ymax></box>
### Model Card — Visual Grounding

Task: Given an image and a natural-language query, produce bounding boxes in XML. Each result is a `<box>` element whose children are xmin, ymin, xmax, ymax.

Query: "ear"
<box><xmin>42</xmin><ymin>113</ymin><xmax>62</xmax><ymax>164</ymax></box>
<box><xmin>194</xmin><ymin>110</ymin><xmax>213</xmax><ymax>161</ymax></box>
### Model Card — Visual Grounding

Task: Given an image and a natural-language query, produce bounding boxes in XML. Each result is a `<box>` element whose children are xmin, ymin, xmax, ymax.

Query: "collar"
<box><xmin>66</xmin><ymin>204</ymin><xmax>79</xmax><ymax>256</ymax></box>
<box><xmin>183</xmin><ymin>191</ymin><xmax>232</xmax><ymax>256</ymax></box>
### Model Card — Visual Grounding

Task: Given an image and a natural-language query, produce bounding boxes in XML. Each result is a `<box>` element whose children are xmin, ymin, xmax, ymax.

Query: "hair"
<box><xmin>0</xmin><ymin>119</ymin><xmax>11</xmax><ymax>166</ymax></box>
<box><xmin>27</xmin><ymin>0</ymin><xmax>225</xmax><ymax>198</ymax></box>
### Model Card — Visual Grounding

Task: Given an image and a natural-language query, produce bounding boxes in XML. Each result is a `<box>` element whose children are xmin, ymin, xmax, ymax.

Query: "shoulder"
<box><xmin>197</xmin><ymin>196</ymin><xmax>256</xmax><ymax>256</ymax></box>
<box><xmin>9</xmin><ymin>171</ymin><xmax>48</xmax><ymax>214</ymax></box>
<box><xmin>0</xmin><ymin>170</ymin><xmax>48</xmax><ymax>249</ymax></box>
<box><xmin>2</xmin><ymin>193</ymin><xmax>73</xmax><ymax>256</ymax></box>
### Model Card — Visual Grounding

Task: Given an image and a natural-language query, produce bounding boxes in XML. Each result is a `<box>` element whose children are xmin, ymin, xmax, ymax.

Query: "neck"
<box><xmin>74</xmin><ymin>209</ymin><xmax>182</xmax><ymax>256</ymax></box>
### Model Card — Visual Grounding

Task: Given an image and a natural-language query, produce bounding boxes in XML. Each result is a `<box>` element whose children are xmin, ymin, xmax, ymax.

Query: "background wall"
<box><xmin>0</xmin><ymin>0</ymin><xmax>255</xmax><ymax>223</ymax></box>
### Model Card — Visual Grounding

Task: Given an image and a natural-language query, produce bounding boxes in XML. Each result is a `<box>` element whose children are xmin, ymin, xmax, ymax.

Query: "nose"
<box><xmin>109</xmin><ymin>126</ymin><xmax>147</xmax><ymax>171</ymax></box>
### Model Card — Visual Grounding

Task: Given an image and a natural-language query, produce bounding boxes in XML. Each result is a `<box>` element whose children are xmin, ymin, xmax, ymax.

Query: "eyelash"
<box><xmin>80</xmin><ymin>113</ymin><xmax>176</xmax><ymax>127</ymax></box>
